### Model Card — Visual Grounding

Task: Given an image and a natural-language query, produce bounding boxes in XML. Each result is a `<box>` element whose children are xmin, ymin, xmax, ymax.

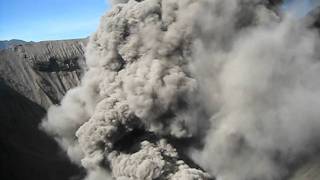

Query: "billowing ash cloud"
<box><xmin>41</xmin><ymin>0</ymin><xmax>320</xmax><ymax>180</ymax></box>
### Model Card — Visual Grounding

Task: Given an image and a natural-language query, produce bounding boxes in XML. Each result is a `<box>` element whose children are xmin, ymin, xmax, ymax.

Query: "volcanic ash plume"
<box><xmin>42</xmin><ymin>0</ymin><xmax>320</xmax><ymax>180</ymax></box>
<box><xmin>43</xmin><ymin>0</ymin><xmax>211</xmax><ymax>179</ymax></box>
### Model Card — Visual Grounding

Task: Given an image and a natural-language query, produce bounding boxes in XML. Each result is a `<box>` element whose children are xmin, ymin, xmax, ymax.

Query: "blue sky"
<box><xmin>0</xmin><ymin>0</ymin><xmax>318</xmax><ymax>41</ymax></box>
<box><xmin>0</xmin><ymin>0</ymin><xmax>110</xmax><ymax>41</ymax></box>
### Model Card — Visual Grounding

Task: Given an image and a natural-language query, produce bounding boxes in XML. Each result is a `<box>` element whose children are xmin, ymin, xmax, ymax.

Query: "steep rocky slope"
<box><xmin>0</xmin><ymin>80</ymin><xmax>83</xmax><ymax>180</ymax></box>
<box><xmin>0</xmin><ymin>39</ymin><xmax>87</xmax><ymax>180</ymax></box>
<box><xmin>0</xmin><ymin>39</ymin><xmax>87</xmax><ymax>108</ymax></box>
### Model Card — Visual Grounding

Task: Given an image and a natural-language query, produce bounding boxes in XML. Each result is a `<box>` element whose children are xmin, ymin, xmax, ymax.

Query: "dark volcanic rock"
<box><xmin>0</xmin><ymin>39</ymin><xmax>87</xmax><ymax>180</ymax></box>
<box><xmin>0</xmin><ymin>80</ymin><xmax>84</xmax><ymax>180</ymax></box>
<box><xmin>305</xmin><ymin>6</ymin><xmax>320</xmax><ymax>29</ymax></box>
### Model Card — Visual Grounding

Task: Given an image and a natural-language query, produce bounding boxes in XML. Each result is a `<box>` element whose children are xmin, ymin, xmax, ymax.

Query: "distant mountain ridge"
<box><xmin>0</xmin><ymin>39</ymin><xmax>30</xmax><ymax>50</ymax></box>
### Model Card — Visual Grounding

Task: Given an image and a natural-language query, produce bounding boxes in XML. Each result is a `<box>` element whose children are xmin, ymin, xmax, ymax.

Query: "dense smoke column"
<box><xmin>43</xmin><ymin>0</ymin><xmax>212</xmax><ymax>179</ymax></box>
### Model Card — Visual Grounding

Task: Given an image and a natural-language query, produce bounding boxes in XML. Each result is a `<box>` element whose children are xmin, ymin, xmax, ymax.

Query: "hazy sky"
<box><xmin>0</xmin><ymin>0</ymin><xmax>318</xmax><ymax>41</ymax></box>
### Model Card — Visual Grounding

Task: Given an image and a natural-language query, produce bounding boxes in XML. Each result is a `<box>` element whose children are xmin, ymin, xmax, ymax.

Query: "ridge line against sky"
<box><xmin>0</xmin><ymin>0</ymin><xmax>318</xmax><ymax>42</ymax></box>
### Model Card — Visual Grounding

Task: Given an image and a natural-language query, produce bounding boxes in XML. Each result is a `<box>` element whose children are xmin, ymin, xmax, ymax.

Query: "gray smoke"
<box><xmin>41</xmin><ymin>0</ymin><xmax>320</xmax><ymax>180</ymax></box>
<box><xmin>43</xmin><ymin>0</ymin><xmax>211</xmax><ymax>179</ymax></box>
<box><xmin>191</xmin><ymin>1</ymin><xmax>320</xmax><ymax>180</ymax></box>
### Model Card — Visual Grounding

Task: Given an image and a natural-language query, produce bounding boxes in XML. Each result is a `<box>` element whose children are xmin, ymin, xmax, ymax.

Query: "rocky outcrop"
<box><xmin>0</xmin><ymin>39</ymin><xmax>87</xmax><ymax>180</ymax></box>
<box><xmin>0</xmin><ymin>39</ymin><xmax>87</xmax><ymax>108</ymax></box>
